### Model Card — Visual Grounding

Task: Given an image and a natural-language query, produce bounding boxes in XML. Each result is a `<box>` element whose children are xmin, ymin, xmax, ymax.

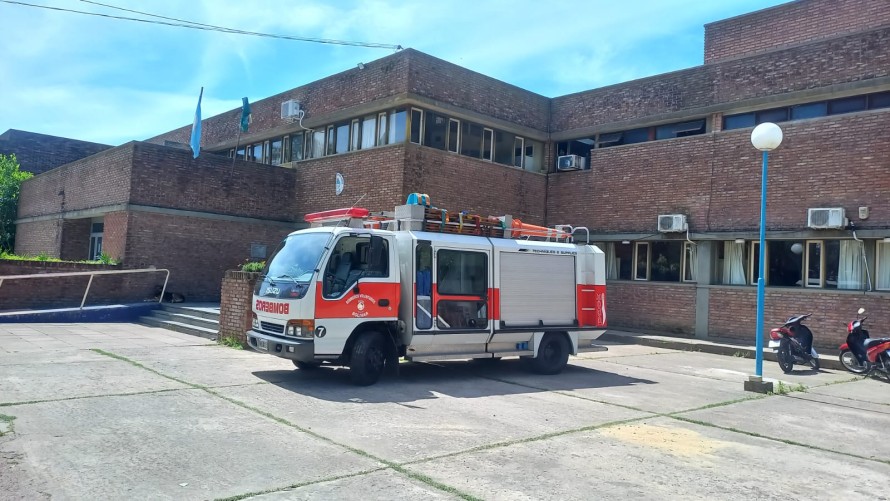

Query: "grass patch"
<box><xmin>669</xmin><ymin>394</ymin><xmax>767</xmax><ymax>415</ymax></box>
<box><xmin>0</xmin><ymin>413</ymin><xmax>15</xmax><ymax>436</ymax></box>
<box><xmin>769</xmin><ymin>381</ymin><xmax>807</xmax><ymax>395</ymax></box>
<box><xmin>218</xmin><ymin>336</ymin><xmax>244</xmax><ymax>349</ymax></box>
<box><xmin>732</xmin><ymin>351</ymin><xmax>750</xmax><ymax>358</ymax></box>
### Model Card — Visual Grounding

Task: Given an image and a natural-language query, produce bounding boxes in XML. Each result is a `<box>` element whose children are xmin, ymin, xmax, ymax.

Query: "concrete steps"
<box><xmin>138</xmin><ymin>303</ymin><xmax>220</xmax><ymax>340</ymax></box>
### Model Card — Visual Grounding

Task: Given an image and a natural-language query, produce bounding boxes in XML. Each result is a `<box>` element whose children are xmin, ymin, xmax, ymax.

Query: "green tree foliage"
<box><xmin>0</xmin><ymin>154</ymin><xmax>33</xmax><ymax>252</ymax></box>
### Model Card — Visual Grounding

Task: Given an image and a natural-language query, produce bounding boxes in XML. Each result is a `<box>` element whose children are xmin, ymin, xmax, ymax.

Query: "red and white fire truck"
<box><xmin>246</xmin><ymin>197</ymin><xmax>607</xmax><ymax>385</ymax></box>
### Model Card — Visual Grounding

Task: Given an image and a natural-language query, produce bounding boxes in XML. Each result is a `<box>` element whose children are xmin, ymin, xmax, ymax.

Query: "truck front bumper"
<box><xmin>246</xmin><ymin>330</ymin><xmax>315</xmax><ymax>361</ymax></box>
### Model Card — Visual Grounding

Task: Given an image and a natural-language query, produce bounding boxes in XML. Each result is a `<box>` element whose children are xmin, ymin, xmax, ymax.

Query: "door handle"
<box><xmin>379</xmin><ymin>299</ymin><xmax>390</xmax><ymax>307</ymax></box>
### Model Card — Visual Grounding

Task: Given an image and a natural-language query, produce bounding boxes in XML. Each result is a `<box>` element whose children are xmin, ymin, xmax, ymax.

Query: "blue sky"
<box><xmin>0</xmin><ymin>0</ymin><xmax>789</xmax><ymax>146</ymax></box>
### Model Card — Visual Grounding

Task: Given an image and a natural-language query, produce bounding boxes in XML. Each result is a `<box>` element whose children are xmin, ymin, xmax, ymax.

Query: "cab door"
<box><xmin>314</xmin><ymin>233</ymin><xmax>399</xmax><ymax>356</ymax></box>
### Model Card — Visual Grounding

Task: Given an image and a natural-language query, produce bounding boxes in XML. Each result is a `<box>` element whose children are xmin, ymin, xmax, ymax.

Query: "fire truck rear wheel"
<box><xmin>349</xmin><ymin>331</ymin><xmax>387</xmax><ymax>386</ymax></box>
<box><xmin>292</xmin><ymin>360</ymin><xmax>321</xmax><ymax>370</ymax></box>
<box><xmin>528</xmin><ymin>333</ymin><xmax>570</xmax><ymax>375</ymax></box>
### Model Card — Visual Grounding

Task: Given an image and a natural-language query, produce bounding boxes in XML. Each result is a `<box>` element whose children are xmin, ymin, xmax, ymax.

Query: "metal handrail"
<box><xmin>0</xmin><ymin>268</ymin><xmax>170</xmax><ymax>309</ymax></box>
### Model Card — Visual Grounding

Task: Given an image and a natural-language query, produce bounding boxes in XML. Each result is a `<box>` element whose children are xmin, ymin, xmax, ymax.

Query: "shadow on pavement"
<box><xmin>252</xmin><ymin>358</ymin><xmax>656</xmax><ymax>403</ymax></box>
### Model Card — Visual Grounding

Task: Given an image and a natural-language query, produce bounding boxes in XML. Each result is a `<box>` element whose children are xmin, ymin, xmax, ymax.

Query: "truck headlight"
<box><xmin>286</xmin><ymin>319</ymin><xmax>315</xmax><ymax>338</ymax></box>
<box><xmin>251</xmin><ymin>314</ymin><xmax>259</xmax><ymax>330</ymax></box>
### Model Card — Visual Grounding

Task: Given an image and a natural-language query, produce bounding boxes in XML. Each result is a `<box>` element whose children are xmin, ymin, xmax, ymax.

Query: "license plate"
<box><xmin>257</xmin><ymin>338</ymin><xmax>268</xmax><ymax>350</ymax></box>
<box><xmin>767</xmin><ymin>340</ymin><xmax>781</xmax><ymax>348</ymax></box>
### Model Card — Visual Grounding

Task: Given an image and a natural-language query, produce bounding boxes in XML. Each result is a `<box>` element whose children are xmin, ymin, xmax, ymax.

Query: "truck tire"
<box><xmin>528</xmin><ymin>333</ymin><xmax>570</xmax><ymax>375</ymax></box>
<box><xmin>349</xmin><ymin>331</ymin><xmax>386</xmax><ymax>386</ymax></box>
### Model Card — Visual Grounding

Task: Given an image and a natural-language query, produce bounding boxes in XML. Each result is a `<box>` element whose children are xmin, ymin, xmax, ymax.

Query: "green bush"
<box><xmin>219</xmin><ymin>336</ymin><xmax>244</xmax><ymax>349</ymax></box>
<box><xmin>98</xmin><ymin>252</ymin><xmax>118</xmax><ymax>265</ymax></box>
<box><xmin>0</xmin><ymin>251</ymin><xmax>118</xmax><ymax>265</ymax></box>
<box><xmin>241</xmin><ymin>261</ymin><xmax>265</xmax><ymax>273</ymax></box>
<box><xmin>0</xmin><ymin>154</ymin><xmax>33</xmax><ymax>252</ymax></box>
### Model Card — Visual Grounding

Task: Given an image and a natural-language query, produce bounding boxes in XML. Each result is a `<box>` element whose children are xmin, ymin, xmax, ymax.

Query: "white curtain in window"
<box><xmin>837</xmin><ymin>240</ymin><xmax>864</xmax><ymax>289</ymax></box>
<box><xmin>723</xmin><ymin>241</ymin><xmax>746</xmax><ymax>285</ymax></box>
<box><xmin>686</xmin><ymin>243</ymin><xmax>697</xmax><ymax>282</ymax></box>
<box><xmin>878</xmin><ymin>243</ymin><xmax>890</xmax><ymax>290</ymax></box>
<box><xmin>604</xmin><ymin>242</ymin><xmax>618</xmax><ymax>280</ymax></box>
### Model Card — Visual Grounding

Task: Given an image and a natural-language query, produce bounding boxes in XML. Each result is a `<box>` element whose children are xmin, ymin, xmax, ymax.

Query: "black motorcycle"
<box><xmin>768</xmin><ymin>313</ymin><xmax>820</xmax><ymax>373</ymax></box>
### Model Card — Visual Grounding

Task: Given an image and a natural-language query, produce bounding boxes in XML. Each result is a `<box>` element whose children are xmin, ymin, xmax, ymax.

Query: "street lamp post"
<box><xmin>750</xmin><ymin>122</ymin><xmax>783</xmax><ymax>379</ymax></box>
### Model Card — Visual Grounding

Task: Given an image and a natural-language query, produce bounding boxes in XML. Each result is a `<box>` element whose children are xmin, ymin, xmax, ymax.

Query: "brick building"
<box><xmin>11</xmin><ymin>0</ymin><xmax>890</xmax><ymax>344</ymax></box>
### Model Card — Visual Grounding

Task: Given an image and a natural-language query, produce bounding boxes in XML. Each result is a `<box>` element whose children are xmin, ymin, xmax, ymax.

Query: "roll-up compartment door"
<box><xmin>499</xmin><ymin>253</ymin><xmax>575</xmax><ymax>327</ymax></box>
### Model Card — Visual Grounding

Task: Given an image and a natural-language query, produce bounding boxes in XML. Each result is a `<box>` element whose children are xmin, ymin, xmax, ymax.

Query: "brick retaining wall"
<box><xmin>218</xmin><ymin>270</ymin><xmax>260</xmax><ymax>345</ymax></box>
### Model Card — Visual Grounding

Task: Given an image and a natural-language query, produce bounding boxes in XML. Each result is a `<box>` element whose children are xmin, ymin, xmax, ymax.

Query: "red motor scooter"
<box><xmin>769</xmin><ymin>313</ymin><xmax>819</xmax><ymax>373</ymax></box>
<box><xmin>839</xmin><ymin>308</ymin><xmax>890</xmax><ymax>378</ymax></box>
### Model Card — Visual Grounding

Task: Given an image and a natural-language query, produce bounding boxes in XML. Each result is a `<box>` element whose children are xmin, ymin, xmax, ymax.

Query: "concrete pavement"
<box><xmin>1</xmin><ymin>323</ymin><xmax>888</xmax><ymax>500</ymax></box>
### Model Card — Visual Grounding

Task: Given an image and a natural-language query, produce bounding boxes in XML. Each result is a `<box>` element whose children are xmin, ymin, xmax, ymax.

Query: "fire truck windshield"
<box><xmin>264</xmin><ymin>232</ymin><xmax>331</xmax><ymax>283</ymax></box>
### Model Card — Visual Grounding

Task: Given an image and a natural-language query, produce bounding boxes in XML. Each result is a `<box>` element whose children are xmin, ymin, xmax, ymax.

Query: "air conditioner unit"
<box><xmin>280</xmin><ymin>99</ymin><xmax>302</xmax><ymax>119</ymax></box>
<box><xmin>557</xmin><ymin>154</ymin><xmax>584</xmax><ymax>171</ymax></box>
<box><xmin>807</xmin><ymin>208</ymin><xmax>846</xmax><ymax>229</ymax></box>
<box><xmin>657</xmin><ymin>214</ymin><xmax>687</xmax><ymax>233</ymax></box>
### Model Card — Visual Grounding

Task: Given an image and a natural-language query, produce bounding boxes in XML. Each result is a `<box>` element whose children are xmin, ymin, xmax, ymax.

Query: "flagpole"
<box><xmin>232</xmin><ymin>97</ymin><xmax>251</xmax><ymax>175</ymax></box>
<box><xmin>231</xmin><ymin>127</ymin><xmax>242</xmax><ymax>175</ymax></box>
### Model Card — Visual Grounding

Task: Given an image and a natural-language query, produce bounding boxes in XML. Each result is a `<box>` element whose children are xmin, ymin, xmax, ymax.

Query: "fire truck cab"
<box><xmin>246</xmin><ymin>200</ymin><xmax>607</xmax><ymax>385</ymax></box>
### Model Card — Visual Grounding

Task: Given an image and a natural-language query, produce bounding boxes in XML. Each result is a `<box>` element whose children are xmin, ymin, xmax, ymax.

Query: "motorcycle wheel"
<box><xmin>777</xmin><ymin>340</ymin><xmax>794</xmax><ymax>374</ymax></box>
<box><xmin>839</xmin><ymin>349</ymin><xmax>869</xmax><ymax>374</ymax></box>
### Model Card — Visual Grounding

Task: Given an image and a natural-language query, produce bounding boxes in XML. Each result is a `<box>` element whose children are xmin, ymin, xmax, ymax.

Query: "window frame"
<box><xmin>877</xmin><ymin>241</ymin><xmax>890</xmax><ymax>291</ymax></box>
<box><xmin>282</xmin><ymin>136</ymin><xmax>290</xmax><ymax>163</ymax></box>
<box><xmin>634</xmin><ymin>242</ymin><xmax>650</xmax><ymax>281</ymax></box>
<box><xmin>682</xmin><ymin>242</ymin><xmax>696</xmax><ymax>283</ymax></box>
<box><xmin>805</xmin><ymin>240</ymin><xmax>824</xmax><ymax>288</ymax></box>
<box><xmin>89</xmin><ymin>220</ymin><xmax>104</xmax><ymax>261</ymax></box>
<box><xmin>749</xmin><ymin>241</ymin><xmax>763</xmax><ymax>285</ymax></box>
<box><xmin>377</xmin><ymin>112</ymin><xmax>388</xmax><ymax>146</ymax></box>
<box><xmin>361</xmin><ymin>115</ymin><xmax>377</xmax><ymax>149</ymax></box>
<box><xmin>326</xmin><ymin>125</ymin><xmax>336</xmax><ymax>156</ymax></box>
<box><xmin>447</xmin><ymin>118</ymin><xmax>460</xmax><ymax>153</ymax></box>
<box><xmin>513</xmin><ymin>136</ymin><xmax>525</xmax><ymax>168</ymax></box>
<box><xmin>410</xmin><ymin>107</ymin><xmax>424</xmax><ymax>145</ymax></box>
<box><xmin>270</xmin><ymin>138</ymin><xmax>283</xmax><ymax>166</ymax></box>
<box><xmin>350</xmin><ymin>119</ymin><xmax>361</xmax><ymax>151</ymax></box>
<box><xmin>482</xmin><ymin>127</ymin><xmax>494</xmax><ymax>162</ymax></box>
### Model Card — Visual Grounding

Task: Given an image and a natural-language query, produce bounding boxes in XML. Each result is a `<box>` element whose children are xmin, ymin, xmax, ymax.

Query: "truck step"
<box><xmin>407</xmin><ymin>351</ymin><xmax>533</xmax><ymax>362</ymax></box>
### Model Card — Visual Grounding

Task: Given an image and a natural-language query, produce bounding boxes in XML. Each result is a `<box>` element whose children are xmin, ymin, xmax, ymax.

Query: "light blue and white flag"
<box><xmin>190</xmin><ymin>87</ymin><xmax>203</xmax><ymax>158</ymax></box>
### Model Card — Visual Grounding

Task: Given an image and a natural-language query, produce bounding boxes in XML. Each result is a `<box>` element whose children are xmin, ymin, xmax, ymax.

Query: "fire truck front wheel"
<box><xmin>349</xmin><ymin>331</ymin><xmax>387</xmax><ymax>386</ymax></box>
<box><xmin>528</xmin><ymin>332</ymin><xmax>570</xmax><ymax>375</ymax></box>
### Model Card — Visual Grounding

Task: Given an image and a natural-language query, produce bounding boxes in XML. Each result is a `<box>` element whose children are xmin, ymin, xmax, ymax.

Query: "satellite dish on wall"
<box><xmin>335</xmin><ymin>173</ymin><xmax>344</xmax><ymax>195</ymax></box>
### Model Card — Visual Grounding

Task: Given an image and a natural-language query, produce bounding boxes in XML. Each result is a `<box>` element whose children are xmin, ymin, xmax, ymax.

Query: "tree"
<box><xmin>0</xmin><ymin>154</ymin><xmax>32</xmax><ymax>252</ymax></box>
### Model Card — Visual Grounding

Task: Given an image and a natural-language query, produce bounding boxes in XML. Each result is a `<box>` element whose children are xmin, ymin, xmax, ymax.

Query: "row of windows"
<box><xmin>723</xmin><ymin>90</ymin><xmax>890</xmax><ymax>130</ymax></box>
<box><xmin>223</xmin><ymin>89</ymin><xmax>889</xmax><ymax>172</ymax></box>
<box><xmin>230</xmin><ymin>109</ymin><xmax>408</xmax><ymax>166</ymax></box>
<box><xmin>602</xmin><ymin>239</ymin><xmax>890</xmax><ymax>291</ymax></box>
<box><xmin>225</xmin><ymin>107</ymin><xmax>544</xmax><ymax>171</ymax></box>
<box><xmin>556</xmin><ymin>90</ymin><xmax>890</xmax><ymax>171</ymax></box>
<box><xmin>556</xmin><ymin>118</ymin><xmax>706</xmax><ymax>166</ymax></box>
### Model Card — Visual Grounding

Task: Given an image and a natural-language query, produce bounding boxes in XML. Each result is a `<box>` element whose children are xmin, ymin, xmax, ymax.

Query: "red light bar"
<box><xmin>304</xmin><ymin>207</ymin><xmax>370</xmax><ymax>223</ymax></box>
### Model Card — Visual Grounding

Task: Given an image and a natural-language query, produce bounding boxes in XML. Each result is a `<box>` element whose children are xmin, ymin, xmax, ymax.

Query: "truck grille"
<box><xmin>260</xmin><ymin>321</ymin><xmax>284</xmax><ymax>334</ymax></box>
